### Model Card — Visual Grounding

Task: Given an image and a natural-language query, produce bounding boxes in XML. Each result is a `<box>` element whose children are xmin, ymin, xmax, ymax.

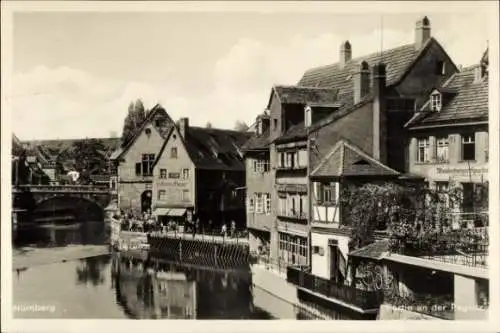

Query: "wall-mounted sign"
<box><xmin>436</xmin><ymin>167</ymin><xmax>488</xmax><ymax>175</ymax></box>
<box><xmin>158</xmin><ymin>180</ymin><xmax>189</xmax><ymax>187</ymax></box>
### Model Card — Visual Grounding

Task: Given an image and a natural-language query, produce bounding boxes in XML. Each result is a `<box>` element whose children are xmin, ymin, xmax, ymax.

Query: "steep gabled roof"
<box><xmin>405</xmin><ymin>63</ymin><xmax>488</xmax><ymax>128</ymax></box>
<box><xmin>311</xmin><ymin>139</ymin><xmax>400</xmax><ymax>178</ymax></box>
<box><xmin>110</xmin><ymin>104</ymin><xmax>174</xmax><ymax>161</ymax></box>
<box><xmin>155</xmin><ymin>125</ymin><xmax>253</xmax><ymax>171</ymax></box>
<box><xmin>298</xmin><ymin>42</ymin><xmax>422</xmax><ymax>89</ymax></box>
<box><xmin>275</xmin><ymin>38</ymin><xmax>452</xmax><ymax>144</ymax></box>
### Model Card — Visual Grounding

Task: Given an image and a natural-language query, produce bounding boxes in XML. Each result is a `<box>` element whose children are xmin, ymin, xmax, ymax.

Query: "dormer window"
<box><xmin>304</xmin><ymin>106</ymin><xmax>312</xmax><ymax>127</ymax></box>
<box><xmin>435</xmin><ymin>61</ymin><xmax>445</xmax><ymax>75</ymax></box>
<box><xmin>430</xmin><ymin>92</ymin><xmax>442</xmax><ymax>111</ymax></box>
<box><xmin>256</xmin><ymin>119</ymin><xmax>263</xmax><ymax>136</ymax></box>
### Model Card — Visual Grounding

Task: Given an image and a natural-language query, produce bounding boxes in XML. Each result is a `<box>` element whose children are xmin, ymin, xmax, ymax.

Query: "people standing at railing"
<box><xmin>230</xmin><ymin>220</ymin><xmax>236</xmax><ymax>238</ymax></box>
<box><xmin>221</xmin><ymin>222</ymin><xmax>227</xmax><ymax>240</ymax></box>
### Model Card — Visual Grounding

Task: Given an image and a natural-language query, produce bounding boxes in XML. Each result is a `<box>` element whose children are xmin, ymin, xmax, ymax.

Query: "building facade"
<box><xmin>110</xmin><ymin>105</ymin><xmax>174</xmax><ymax>213</ymax></box>
<box><xmin>406</xmin><ymin>49</ymin><xmax>489</xmax><ymax>227</ymax></box>
<box><xmin>152</xmin><ymin>117</ymin><xmax>251</xmax><ymax>228</ymax></box>
<box><xmin>241</xmin><ymin>112</ymin><xmax>274</xmax><ymax>257</ymax></box>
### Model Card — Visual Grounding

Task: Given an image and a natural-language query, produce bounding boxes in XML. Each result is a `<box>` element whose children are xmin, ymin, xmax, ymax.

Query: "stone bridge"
<box><xmin>12</xmin><ymin>185</ymin><xmax>116</xmax><ymax>223</ymax></box>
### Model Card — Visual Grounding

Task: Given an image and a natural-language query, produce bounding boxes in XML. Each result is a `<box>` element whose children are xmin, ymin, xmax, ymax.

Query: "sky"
<box><xmin>7</xmin><ymin>2</ymin><xmax>494</xmax><ymax>140</ymax></box>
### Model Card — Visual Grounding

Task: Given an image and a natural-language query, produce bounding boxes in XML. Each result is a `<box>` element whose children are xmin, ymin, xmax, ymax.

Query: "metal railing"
<box><xmin>15</xmin><ymin>184</ymin><xmax>110</xmax><ymax>193</ymax></box>
<box><xmin>391</xmin><ymin>227</ymin><xmax>489</xmax><ymax>268</ymax></box>
<box><xmin>286</xmin><ymin>266</ymin><xmax>383</xmax><ymax>310</ymax></box>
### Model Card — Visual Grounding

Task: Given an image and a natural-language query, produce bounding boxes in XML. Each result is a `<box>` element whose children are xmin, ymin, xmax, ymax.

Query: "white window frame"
<box><xmin>436</xmin><ymin>137</ymin><xmax>449</xmax><ymax>163</ymax></box>
<box><xmin>430</xmin><ymin>92</ymin><xmax>442</xmax><ymax>111</ymax></box>
<box><xmin>255</xmin><ymin>193</ymin><xmax>264</xmax><ymax>214</ymax></box>
<box><xmin>417</xmin><ymin>138</ymin><xmax>430</xmax><ymax>163</ymax></box>
<box><xmin>182</xmin><ymin>168</ymin><xmax>189</xmax><ymax>180</ymax></box>
<box><xmin>264</xmin><ymin>193</ymin><xmax>271</xmax><ymax>214</ymax></box>
<box><xmin>462</xmin><ymin>134</ymin><xmax>476</xmax><ymax>161</ymax></box>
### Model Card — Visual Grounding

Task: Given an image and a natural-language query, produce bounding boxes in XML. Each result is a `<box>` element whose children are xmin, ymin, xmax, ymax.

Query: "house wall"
<box><xmin>395</xmin><ymin>42</ymin><xmax>457</xmax><ymax>99</ymax></box>
<box><xmin>117</xmin><ymin>122</ymin><xmax>165</xmax><ymax>211</ymax></box>
<box><xmin>268</xmin><ymin>91</ymin><xmax>285</xmax><ymax>142</ymax></box>
<box><xmin>311</xmin><ymin>102</ymin><xmax>374</xmax><ymax>168</ymax></box>
<box><xmin>245</xmin><ymin>152</ymin><xmax>274</xmax><ymax>233</ymax></box>
<box><xmin>152</xmin><ymin>127</ymin><xmax>196</xmax><ymax>210</ymax></box>
<box><xmin>453</xmin><ymin>275</ymin><xmax>488</xmax><ymax>320</ymax></box>
<box><xmin>408</xmin><ymin>126</ymin><xmax>488</xmax><ymax>184</ymax></box>
<box><xmin>310</xmin><ymin>231</ymin><xmax>350</xmax><ymax>280</ymax></box>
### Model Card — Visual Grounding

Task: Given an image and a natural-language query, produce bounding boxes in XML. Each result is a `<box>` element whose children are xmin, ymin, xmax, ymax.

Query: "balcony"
<box><xmin>277</xmin><ymin>211</ymin><xmax>308</xmax><ymax>222</ymax></box>
<box><xmin>286</xmin><ymin>266</ymin><xmax>383</xmax><ymax>312</ymax></box>
<box><xmin>390</xmin><ymin>227</ymin><xmax>489</xmax><ymax>268</ymax></box>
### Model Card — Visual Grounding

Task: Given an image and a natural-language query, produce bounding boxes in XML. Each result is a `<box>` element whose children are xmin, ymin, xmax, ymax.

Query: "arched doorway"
<box><xmin>141</xmin><ymin>190</ymin><xmax>152</xmax><ymax>213</ymax></box>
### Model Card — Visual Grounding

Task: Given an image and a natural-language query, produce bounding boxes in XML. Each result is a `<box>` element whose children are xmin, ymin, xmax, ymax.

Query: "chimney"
<box><xmin>353</xmin><ymin>61</ymin><xmax>370</xmax><ymax>104</ymax></box>
<box><xmin>372</xmin><ymin>63</ymin><xmax>387</xmax><ymax>163</ymax></box>
<box><xmin>179</xmin><ymin>117</ymin><xmax>189</xmax><ymax>139</ymax></box>
<box><xmin>415</xmin><ymin>16</ymin><xmax>431</xmax><ymax>50</ymax></box>
<box><xmin>340</xmin><ymin>41</ymin><xmax>352</xmax><ymax>66</ymax></box>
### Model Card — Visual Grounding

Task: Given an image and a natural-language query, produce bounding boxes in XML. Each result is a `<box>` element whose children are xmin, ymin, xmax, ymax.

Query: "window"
<box><xmin>417</xmin><ymin>138</ymin><xmax>430</xmax><ymax>163</ymax></box>
<box><xmin>182</xmin><ymin>169</ymin><xmax>189</xmax><ymax>180</ymax></box>
<box><xmin>305</xmin><ymin>106</ymin><xmax>312</xmax><ymax>127</ymax></box>
<box><xmin>254</xmin><ymin>158</ymin><xmax>270</xmax><ymax>173</ymax></box>
<box><xmin>264</xmin><ymin>193</ymin><xmax>271</xmax><ymax>214</ymax></box>
<box><xmin>247</xmin><ymin>196</ymin><xmax>255</xmax><ymax>213</ymax></box>
<box><xmin>436</xmin><ymin>137</ymin><xmax>449</xmax><ymax>162</ymax></box>
<box><xmin>273</xmin><ymin>119</ymin><xmax>278</xmax><ymax>130</ymax></box>
<box><xmin>279</xmin><ymin>152</ymin><xmax>285</xmax><ymax>168</ymax></box>
<box><xmin>171</xmin><ymin>147</ymin><xmax>178</xmax><ymax>159</ymax></box>
<box><xmin>139</xmin><ymin>154</ymin><xmax>155</xmax><ymax>176</ymax></box>
<box><xmin>315</xmin><ymin>182</ymin><xmax>337</xmax><ymax>205</ymax></box>
<box><xmin>158</xmin><ymin>190</ymin><xmax>166</xmax><ymax>201</ymax></box>
<box><xmin>435</xmin><ymin>181</ymin><xmax>449</xmax><ymax>193</ymax></box>
<box><xmin>256</xmin><ymin>120</ymin><xmax>263</xmax><ymax>135</ymax></box>
<box><xmin>145</xmin><ymin>128</ymin><xmax>152</xmax><ymax>136</ymax></box>
<box><xmin>182</xmin><ymin>190</ymin><xmax>190</xmax><ymax>202</ymax></box>
<box><xmin>278</xmin><ymin>233</ymin><xmax>308</xmax><ymax>266</ymax></box>
<box><xmin>430</xmin><ymin>93</ymin><xmax>442</xmax><ymax>111</ymax></box>
<box><xmin>255</xmin><ymin>193</ymin><xmax>264</xmax><ymax>214</ymax></box>
<box><xmin>160</xmin><ymin>169</ymin><xmax>167</xmax><ymax>179</ymax></box>
<box><xmin>168</xmin><ymin>172</ymin><xmax>180</xmax><ymax>179</ymax></box>
<box><xmin>462</xmin><ymin>134</ymin><xmax>475</xmax><ymax>161</ymax></box>
<box><xmin>435</xmin><ymin>61</ymin><xmax>445</xmax><ymax>75</ymax></box>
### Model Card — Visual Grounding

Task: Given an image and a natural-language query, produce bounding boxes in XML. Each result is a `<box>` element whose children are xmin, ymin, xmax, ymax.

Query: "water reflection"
<box><xmin>112</xmin><ymin>252</ymin><xmax>274</xmax><ymax>319</ymax></box>
<box><xmin>76</xmin><ymin>255</ymin><xmax>110</xmax><ymax>286</ymax></box>
<box><xmin>14</xmin><ymin>221</ymin><xmax>106</xmax><ymax>248</ymax></box>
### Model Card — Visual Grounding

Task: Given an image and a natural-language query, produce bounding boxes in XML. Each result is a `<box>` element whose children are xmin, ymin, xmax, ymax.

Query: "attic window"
<box><xmin>145</xmin><ymin>128</ymin><xmax>152</xmax><ymax>136</ymax></box>
<box><xmin>257</xmin><ymin>119</ymin><xmax>263</xmax><ymax>135</ymax></box>
<box><xmin>430</xmin><ymin>92</ymin><xmax>442</xmax><ymax>111</ymax></box>
<box><xmin>353</xmin><ymin>159</ymin><xmax>369</xmax><ymax>165</ymax></box>
<box><xmin>435</xmin><ymin>61</ymin><xmax>446</xmax><ymax>75</ymax></box>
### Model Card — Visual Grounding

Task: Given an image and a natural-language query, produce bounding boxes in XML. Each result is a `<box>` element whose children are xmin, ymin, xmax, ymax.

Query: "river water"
<box><xmin>13</xmin><ymin>222</ymin><xmax>326</xmax><ymax>319</ymax></box>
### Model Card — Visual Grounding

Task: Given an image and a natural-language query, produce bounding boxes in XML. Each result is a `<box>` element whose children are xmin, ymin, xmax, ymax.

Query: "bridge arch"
<box><xmin>33</xmin><ymin>195</ymin><xmax>105</xmax><ymax>223</ymax></box>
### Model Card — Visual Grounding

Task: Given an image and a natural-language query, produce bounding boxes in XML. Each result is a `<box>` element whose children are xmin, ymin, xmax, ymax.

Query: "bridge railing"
<box><xmin>15</xmin><ymin>185</ymin><xmax>111</xmax><ymax>193</ymax></box>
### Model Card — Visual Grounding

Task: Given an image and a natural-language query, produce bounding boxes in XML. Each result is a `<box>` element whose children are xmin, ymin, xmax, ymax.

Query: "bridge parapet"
<box><xmin>14</xmin><ymin>185</ymin><xmax>111</xmax><ymax>194</ymax></box>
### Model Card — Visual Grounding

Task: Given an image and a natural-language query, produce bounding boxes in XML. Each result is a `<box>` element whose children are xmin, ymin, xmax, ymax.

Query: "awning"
<box><xmin>153</xmin><ymin>208</ymin><xmax>186</xmax><ymax>217</ymax></box>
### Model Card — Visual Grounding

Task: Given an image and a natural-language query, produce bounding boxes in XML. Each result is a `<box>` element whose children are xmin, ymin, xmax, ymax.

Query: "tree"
<box><xmin>234</xmin><ymin>120</ymin><xmax>249</xmax><ymax>132</ymax></box>
<box><xmin>120</xmin><ymin>99</ymin><xmax>148</xmax><ymax>147</ymax></box>
<box><xmin>70</xmin><ymin>139</ymin><xmax>107</xmax><ymax>184</ymax></box>
<box><xmin>206</xmin><ymin>122</ymin><xmax>213</xmax><ymax>128</ymax></box>
<box><xmin>340</xmin><ymin>180</ymin><xmax>489</xmax><ymax>252</ymax></box>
